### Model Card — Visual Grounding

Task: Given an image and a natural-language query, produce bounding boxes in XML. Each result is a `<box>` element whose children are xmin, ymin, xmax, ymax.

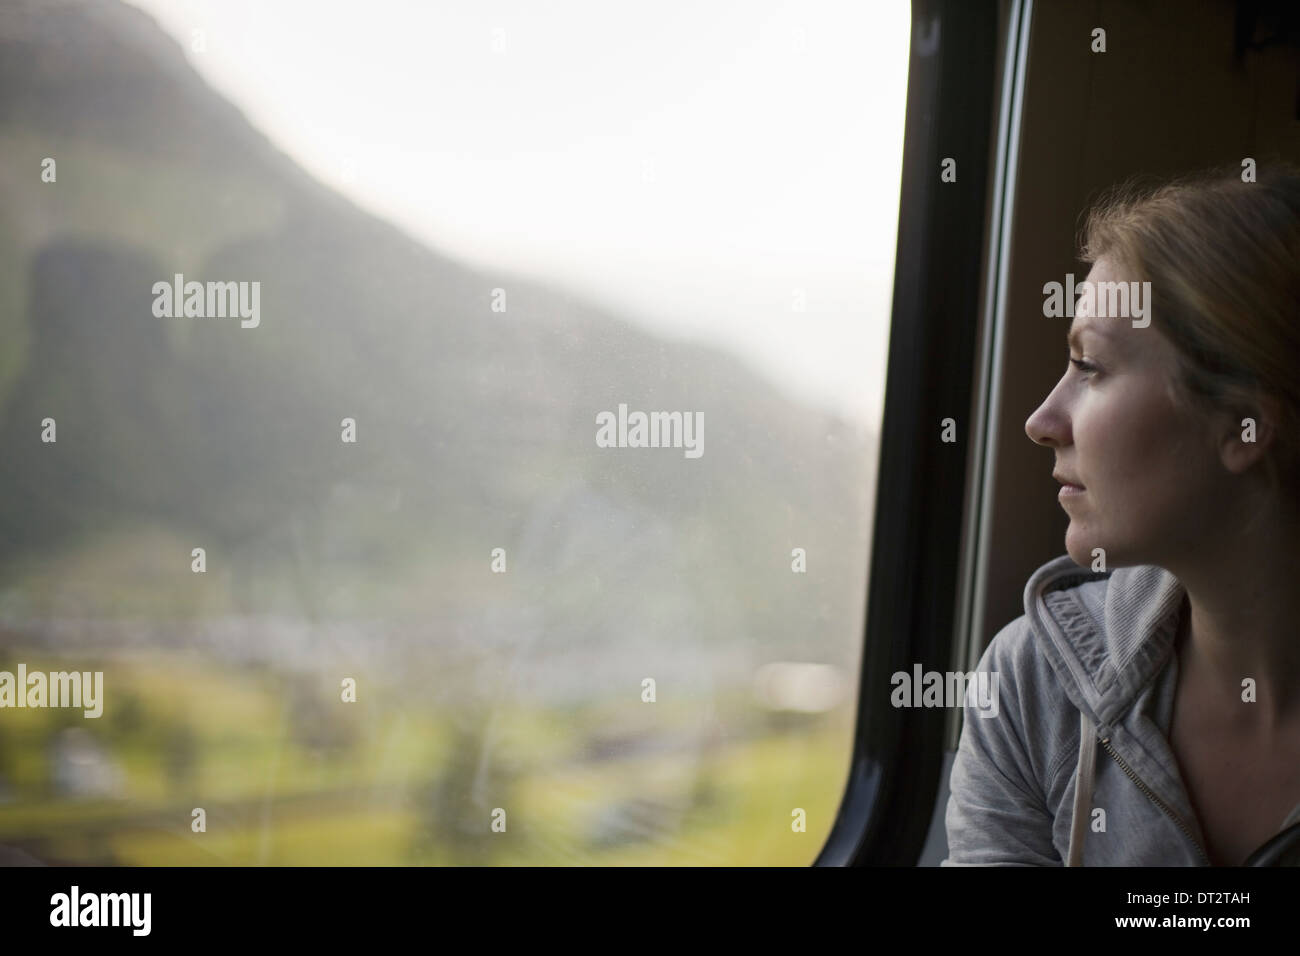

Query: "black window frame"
<box><xmin>814</xmin><ymin>0</ymin><xmax>1013</xmax><ymax>866</ymax></box>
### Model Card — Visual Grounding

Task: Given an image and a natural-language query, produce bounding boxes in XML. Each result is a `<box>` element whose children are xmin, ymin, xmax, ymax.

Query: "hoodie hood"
<box><xmin>1024</xmin><ymin>554</ymin><xmax>1188</xmax><ymax>731</ymax></box>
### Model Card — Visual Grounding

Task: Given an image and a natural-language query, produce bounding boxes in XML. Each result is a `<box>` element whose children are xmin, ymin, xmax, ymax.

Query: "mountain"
<box><xmin>0</xmin><ymin>0</ymin><xmax>878</xmax><ymax>691</ymax></box>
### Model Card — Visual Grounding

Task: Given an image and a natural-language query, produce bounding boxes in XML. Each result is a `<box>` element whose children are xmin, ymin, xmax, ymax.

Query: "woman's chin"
<box><xmin>1064</xmin><ymin>529</ymin><xmax>1100</xmax><ymax>569</ymax></box>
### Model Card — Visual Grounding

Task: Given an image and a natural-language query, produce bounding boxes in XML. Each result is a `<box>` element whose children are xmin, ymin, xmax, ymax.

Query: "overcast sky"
<box><xmin>124</xmin><ymin>0</ymin><xmax>910</xmax><ymax>427</ymax></box>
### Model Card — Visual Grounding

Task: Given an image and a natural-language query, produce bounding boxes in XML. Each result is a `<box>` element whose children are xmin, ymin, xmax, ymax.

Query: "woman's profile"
<box><xmin>943</xmin><ymin>162</ymin><xmax>1300</xmax><ymax>866</ymax></box>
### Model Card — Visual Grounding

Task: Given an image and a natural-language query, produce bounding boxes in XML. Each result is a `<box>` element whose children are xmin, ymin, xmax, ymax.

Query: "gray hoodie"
<box><xmin>942</xmin><ymin>553</ymin><xmax>1300</xmax><ymax>866</ymax></box>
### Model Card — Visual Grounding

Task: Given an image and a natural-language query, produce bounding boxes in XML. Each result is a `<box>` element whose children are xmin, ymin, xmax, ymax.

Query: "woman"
<box><xmin>943</xmin><ymin>162</ymin><xmax>1300</xmax><ymax>865</ymax></box>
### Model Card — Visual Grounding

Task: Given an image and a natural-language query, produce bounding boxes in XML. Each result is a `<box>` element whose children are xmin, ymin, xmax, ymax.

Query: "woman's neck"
<box><xmin>1170</xmin><ymin>519</ymin><xmax>1300</xmax><ymax>729</ymax></box>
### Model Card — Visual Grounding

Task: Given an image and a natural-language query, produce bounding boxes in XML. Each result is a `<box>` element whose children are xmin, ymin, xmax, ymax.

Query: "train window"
<box><xmin>0</xmin><ymin>0</ymin><xmax>908</xmax><ymax>864</ymax></box>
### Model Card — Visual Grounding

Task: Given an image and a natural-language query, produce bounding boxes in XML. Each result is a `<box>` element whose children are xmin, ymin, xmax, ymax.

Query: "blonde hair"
<box><xmin>1078</xmin><ymin>161</ymin><xmax>1300</xmax><ymax>513</ymax></box>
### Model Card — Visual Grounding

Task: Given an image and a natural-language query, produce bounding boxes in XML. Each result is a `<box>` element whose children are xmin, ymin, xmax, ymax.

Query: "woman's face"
<box><xmin>1024</xmin><ymin>256</ymin><xmax>1232</xmax><ymax>569</ymax></box>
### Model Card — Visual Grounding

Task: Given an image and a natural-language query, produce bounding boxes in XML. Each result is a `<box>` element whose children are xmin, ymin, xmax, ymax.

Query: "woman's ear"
<box><xmin>1217</xmin><ymin>390</ymin><xmax>1279</xmax><ymax>476</ymax></box>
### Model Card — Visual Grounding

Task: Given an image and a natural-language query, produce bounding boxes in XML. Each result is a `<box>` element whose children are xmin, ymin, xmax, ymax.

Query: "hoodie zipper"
<box><xmin>1099</xmin><ymin>735</ymin><xmax>1211</xmax><ymax>865</ymax></box>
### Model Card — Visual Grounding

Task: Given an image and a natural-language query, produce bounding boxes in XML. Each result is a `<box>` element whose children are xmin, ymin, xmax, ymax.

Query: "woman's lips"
<box><xmin>1058</xmin><ymin>483</ymin><xmax>1085</xmax><ymax>497</ymax></box>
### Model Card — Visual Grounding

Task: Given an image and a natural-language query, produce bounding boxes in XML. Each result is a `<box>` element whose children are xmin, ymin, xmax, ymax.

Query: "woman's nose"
<box><xmin>1025</xmin><ymin>396</ymin><xmax>1065</xmax><ymax>447</ymax></box>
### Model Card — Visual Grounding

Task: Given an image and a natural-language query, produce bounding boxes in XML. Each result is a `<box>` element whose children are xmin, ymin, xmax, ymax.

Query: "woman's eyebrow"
<box><xmin>1067</xmin><ymin>320</ymin><xmax>1114</xmax><ymax>351</ymax></box>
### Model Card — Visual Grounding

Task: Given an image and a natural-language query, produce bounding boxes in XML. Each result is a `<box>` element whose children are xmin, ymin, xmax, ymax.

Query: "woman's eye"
<box><xmin>1069</xmin><ymin>357</ymin><xmax>1097</xmax><ymax>376</ymax></box>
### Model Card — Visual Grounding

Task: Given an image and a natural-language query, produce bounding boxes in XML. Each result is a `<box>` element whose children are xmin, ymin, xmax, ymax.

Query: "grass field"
<box><xmin>0</xmin><ymin>651</ymin><xmax>853</xmax><ymax>866</ymax></box>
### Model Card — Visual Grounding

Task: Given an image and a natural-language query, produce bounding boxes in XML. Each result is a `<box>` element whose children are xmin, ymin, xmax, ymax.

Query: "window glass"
<box><xmin>0</xmin><ymin>0</ymin><xmax>908</xmax><ymax>865</ymax></box>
